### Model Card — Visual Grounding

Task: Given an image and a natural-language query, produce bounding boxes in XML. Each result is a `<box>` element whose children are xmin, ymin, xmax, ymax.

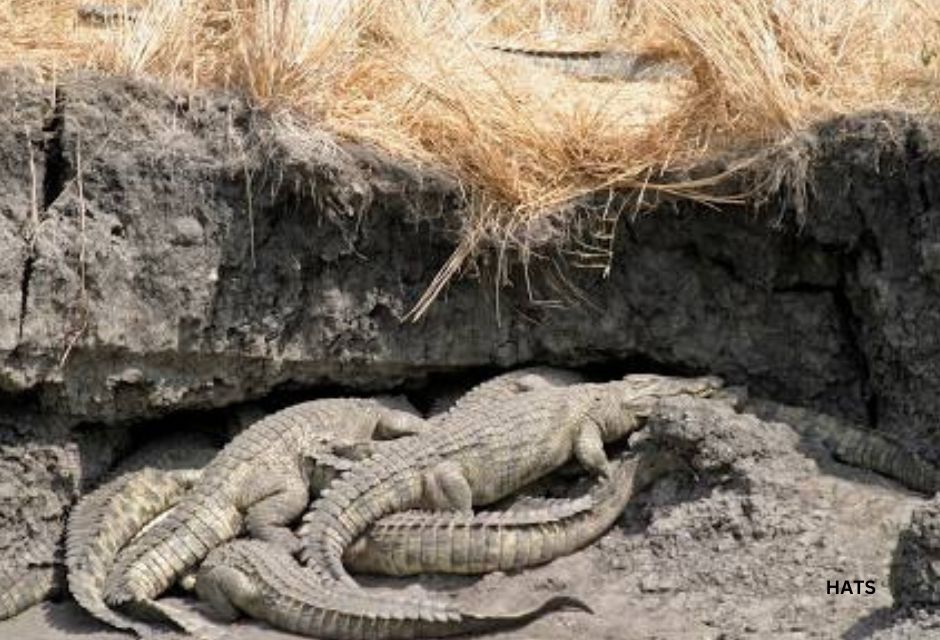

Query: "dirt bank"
<box><xmin>0</xmin><ymin>71</ymin><xmax>936</xmax><ymax>445</ymax></box>
<box><xmin>2</xmin><ymin>71</ymin><xmax>940</xmax><ymax>638</ymax></box>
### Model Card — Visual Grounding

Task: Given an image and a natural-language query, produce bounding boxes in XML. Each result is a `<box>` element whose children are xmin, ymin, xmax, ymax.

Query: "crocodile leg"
<box><xmin>422</xmin><ymin>461</ymin><xmax>473</xmax><ymax>512</ymax></box>
<box><xmin>574</xmin><ymin>421</ymin><xmax>611</xmax><ymax>477</ymax></box>
<box><xmin>375</xmin><ymin>411</ymin><xmax>430</xmax><ymax>438</ymax></box>
<box><xmin>239</xmin><ymin>470</ymin><xmax>308</xmax><ymax>552</ymax></box>
<box><xmin>194</xmin><ymin>565</ymin><xmax>253</xmax><ymax>622</ymax></box>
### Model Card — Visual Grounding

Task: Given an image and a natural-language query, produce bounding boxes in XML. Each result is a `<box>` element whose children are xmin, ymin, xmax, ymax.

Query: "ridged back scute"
<box><xmin>66</xmin><ymin>467</ymin><xmax>200</xmax><ymax>633</ymax></box>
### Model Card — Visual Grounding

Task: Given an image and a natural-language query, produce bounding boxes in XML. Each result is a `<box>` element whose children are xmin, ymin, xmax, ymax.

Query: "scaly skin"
<box><xmin>194</xmin><ymin>539</ymin><xmax>590</xmax><ymax>640</ymax></box>
<box><xmin>78</xmin><ymin>366</ymin><xmax>579</xmax><ymax>629</ymax></box>
<box><xmin>748</xmin><ymin>400</ymin><xmax>940</xmax><ymax>494</ymax></box>
<box><xmin>80</xmin><ymin>368</ymin><xmax>577</xmax><ymax>633</ymax></box>
<box><xmin>429</xmin><ymin>367</ymin><xmax>586</xmax><ymax>422</ymax></box>
<box><xmin>343</xmin><ymin>449</ymin><xmax>673</xmax><ymax>575</ymax></box>
<box><xmin>487</xmin><ymin>45</ymin><xmax>688</xmax><ymax>82</ymax></box>
<box><xmin>278</xmin><ymin>375</ymin><xmax>720</xmax><ymax>640</ymax></box>
<box><xmin>67</xmin><ymin>467</ymin><xmax>201</xmax><ymax>634</ymax></box>
<box><xmin>104</xmin><ymin>398</ymin><xmax>426</xmax><ymax>611</ymax></box>
<box><xmin>65</xmin><ymin>434</ymin><xmax>219</xmax><ymax>634</ymax></box>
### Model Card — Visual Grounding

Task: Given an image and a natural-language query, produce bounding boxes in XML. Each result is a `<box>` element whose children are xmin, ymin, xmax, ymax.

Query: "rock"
<box><xmin>0</xmin><ymin>411</ymin><xmax>127</xmax><ymax>606</ymax></box>
<box><xmin>890</xmin><ymin>497</ymin><xmax>940</xmax><ymax>606</ymax></box>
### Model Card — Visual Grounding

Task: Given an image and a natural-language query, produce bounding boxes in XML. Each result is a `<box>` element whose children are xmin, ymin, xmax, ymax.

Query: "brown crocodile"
<box><xmin>343</xmin><ymin>448</ymin><xmax>679</xmax><ymax>576</ymax></box>
<box><xmin>194</xmin><ymin>538</ymin><xmax>590</xmax><ymax>640</ymax></box>
<box><xmin>103</xmin><ymin>398</ymin><xmax>426</xmax><ymax>611</ymax></box>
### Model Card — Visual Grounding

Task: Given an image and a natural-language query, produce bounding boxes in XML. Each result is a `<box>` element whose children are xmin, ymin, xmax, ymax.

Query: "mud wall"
<box><xmin>0</xmin><ymin>71</ymin><xmax>937</xmax><ymax>460</ymax></box>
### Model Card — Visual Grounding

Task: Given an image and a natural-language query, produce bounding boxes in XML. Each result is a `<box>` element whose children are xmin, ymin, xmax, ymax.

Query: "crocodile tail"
<box><xmin>126</xmin><ymin>597</ymin><xmax>226</xmax><ymax>640</ymax></box>
<box><xmin>66</xmin><ymin>467</ymin><xmax>200</xmax><ymax>633</ymax></box>
<box><xmin>451</xmin><ymin>593</ymin><xmax>593</xmax><ymax>637</ymax></box>
<box><xmin>298</xmin><ymin>451</ymin><xmax>425</xmax><ymax>584</ymax></box>
<box><xmin>206</xmin><ymin>539</ymin><xmax>591</xmax><ymax>640</ymax></box>
<box><xmin>105</xmin><ymin>492</ymin><xmax>242</xmax><ymax>606</ymax></box>
<box><xmin>345</xmin><ymin>454</ymin><xmax>651</xmax><ymax>577</ymax></box>
<box><xmin>750</xmin><ymin>400</ymin><xmax>940</xmax><ymax>495</ymax></box>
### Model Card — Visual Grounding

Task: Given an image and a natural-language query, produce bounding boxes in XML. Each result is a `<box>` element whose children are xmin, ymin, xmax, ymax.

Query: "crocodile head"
<box><xmin>592</xmin><ymin>374</ymin><xmax>724</xmax><ymax>442</ymax></box>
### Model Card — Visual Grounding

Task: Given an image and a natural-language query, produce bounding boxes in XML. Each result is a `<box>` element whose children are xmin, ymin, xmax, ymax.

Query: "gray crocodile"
<box><xmin>67</xmin><ymin>468</ymin><xmax>202</xmax><ymax>634</ymax></box>
<box><xmin>428</xmin><ymin>367</ymin><xmax>586</xmax><ymax>422</ymax></box>
<box><xmin>299</xmin><ymin>375</ymin><xmax>721</xmax><ymax>584</ymax></box>
<box><xmin>747</xmin><ymin>400</ymin><xmax>940</xmax><ymax>494</ymax></box>
<box><xmin>241</xmin><ymin>375</ymin><xmax>720</xmax><ymax>640</ymax></box>
<box><xmin>64</xmin><ymin>433</ymin><xmax>219</xmax><ymax>634</ymax></box>
<box><xmin>486</xmin><ymin>44</ymin><xmax>689</xmax><ymax>82</ymax></box>
<box><xmin>103</xmin><ymin>398</ymin><xmax>426</xmax><ymax>611</ymax></box>
<box><xmin>82</xmin><ymin>369</ymin><xmax>578</xmax><ymax>632</ymax></box>
<box><xmin>195</xmin><ymin>538</ymin><xmax>590</xmax><ymax>640</ymax></box>
<box><xmin>343</xmin><ymin>448</ymin><xmax>678</xmax><ymax>575</ymax></box>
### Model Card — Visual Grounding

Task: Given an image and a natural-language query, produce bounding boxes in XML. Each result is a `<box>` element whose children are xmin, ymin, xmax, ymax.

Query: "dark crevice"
<box><xmin>17</xmin><ymin>250</ymin><xmax>36</xmax><ymax>342</ymax></box>
<box><xmin>41</xmin><ymin>87</ymin><xmax>69</xmax><ymax>209</ymax></box>
<box><xmin>19</xmin><ymin>88</ymin><xmax>71</xmax><ymax>339</ymax></box>
<box><xmin>832</xmin><ymin>255</ymin><xmax>878</xmax><ymax>430</ymax></box>
<box><xmin>772</xmin><ymin>282</ymin><xmax>837</xmax><ymax>295</ymax></box>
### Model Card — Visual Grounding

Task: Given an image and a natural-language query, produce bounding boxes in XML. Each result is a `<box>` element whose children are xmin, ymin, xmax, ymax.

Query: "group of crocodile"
<box><xmin>4</xmin><ymin>367</ymin><xmax>940</xmax><ymax>639</ymax></box>
<box><xmin>96</xmin><ymin>370</ymin><xmax>717</xmax><ymax>639</ymax></box>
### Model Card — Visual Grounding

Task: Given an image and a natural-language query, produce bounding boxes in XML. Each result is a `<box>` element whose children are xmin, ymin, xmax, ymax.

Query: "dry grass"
<box><xmin>4</xmin><ymin>0</ymin><xmax>940</xmax><ymax>312</ymax></box>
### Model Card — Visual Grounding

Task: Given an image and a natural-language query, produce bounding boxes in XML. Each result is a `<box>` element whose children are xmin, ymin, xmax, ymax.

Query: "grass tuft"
<box><xmin>5</xmin><ymin>0</ymin><xmax>940</xmax><ymax>308</ymax></box>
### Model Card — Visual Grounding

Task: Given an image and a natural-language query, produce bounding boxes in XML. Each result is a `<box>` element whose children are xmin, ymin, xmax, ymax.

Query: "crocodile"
<box><xmin>67</xmin><ymin>469</ymin><xmax>201</xmax><ymax>634</ymax></box>
<box><xmin>299</xmin><ymin>375</ymin><xmax>721</xmax><ymax>584</ymax></box>
<box><xmin>77</xmin><ymin>4</ymin><xmax>139</xmax><ymax>25</ymax></box>
<box><xmin>747</xmin><ymin>399</ymin><xmax>940</xmax><ymax>494</ymax></box>
<box><xmin>79</xmin><ymin>369</ymin><xmax>576</xmax><ymax>632</ymax></box>
<box><xmin>428</xmin><ymin>366</ymin><xmax>586</xmax><ymax>422</ymax></box>
<box><xmin>236</xmin><ymin>375</ymin><xmax>720</xmax><ymax>640</ymax></box>
<box><xmin>103</xmin><ymin>397</ymin><xmax>427</xmax><ymax>611</ymax></box>
<box><xmin>63</xmin><ymin>433</ymin><xmax>219</xmax><ymax>634</ymax></box>
<box><xmin>343</xmin><ymin>447</ymin><xmax>679</xmax><ymax>575</ymax></box>
<box><xmin>194</xmin><ymin>538</ymin><xmax>590</xmax><ymax>640</ymax></box>
<box><xmin>485</xmin><ymin>44</ymin><xmax>690</xmax><ymax>82</ymax></box>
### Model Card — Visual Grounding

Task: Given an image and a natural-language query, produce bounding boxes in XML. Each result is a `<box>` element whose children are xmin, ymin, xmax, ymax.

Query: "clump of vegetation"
<box><xmin>3</xmin><ymin>0</ymin><xmax>939</xmax><ymax>312</ymax></box>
